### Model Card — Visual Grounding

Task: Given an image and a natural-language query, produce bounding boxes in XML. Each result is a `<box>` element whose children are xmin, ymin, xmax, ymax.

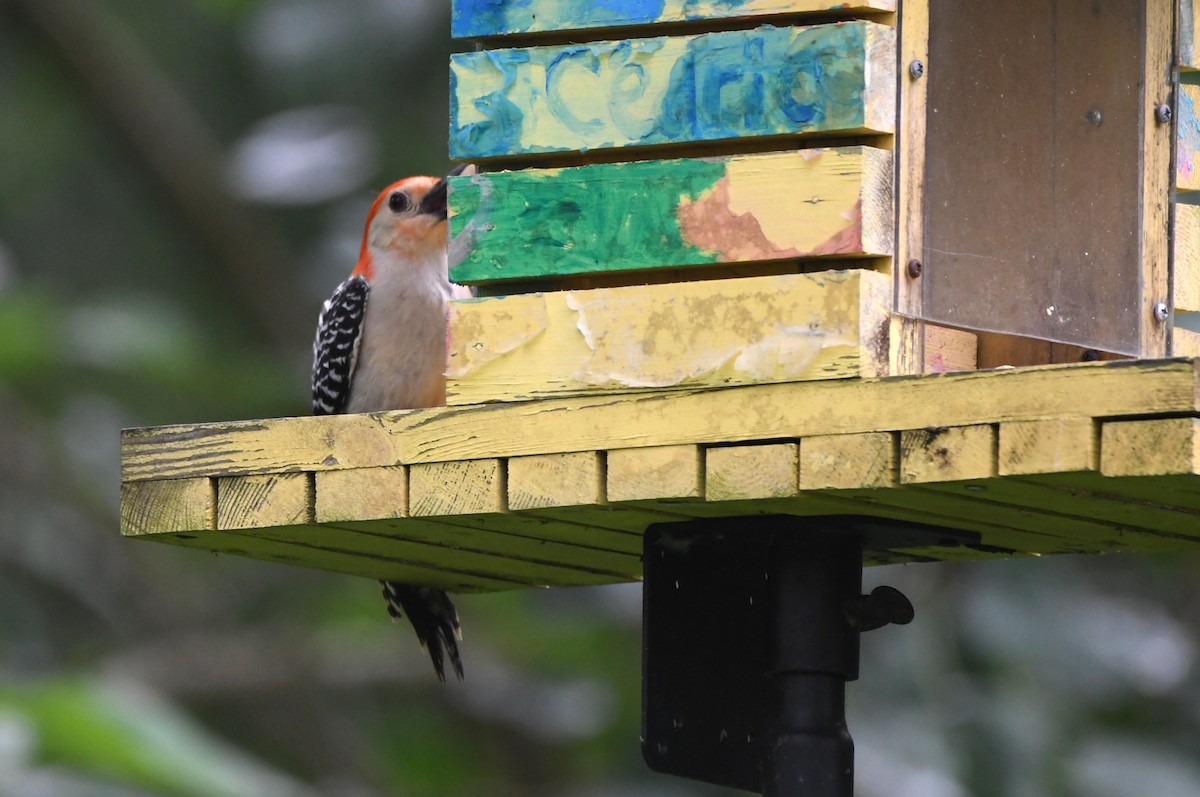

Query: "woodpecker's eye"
<box><xmin>388</xmin><ymin>191</ymin><xmax>411</xmax><ymax>213</ymax></box>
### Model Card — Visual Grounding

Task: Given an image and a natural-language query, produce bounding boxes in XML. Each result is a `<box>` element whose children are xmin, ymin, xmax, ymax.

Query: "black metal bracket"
<box><xmin>641</xmin><ymin>515</ymin><xmax>978</xmax><ymax>796</ymax></box>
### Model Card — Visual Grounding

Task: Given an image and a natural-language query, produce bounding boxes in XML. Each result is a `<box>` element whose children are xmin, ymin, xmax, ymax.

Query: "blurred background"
<box><xmin>2</xmin><ymin>1</ymin><xmax>1200</xmax><ymax>795</ymax></box>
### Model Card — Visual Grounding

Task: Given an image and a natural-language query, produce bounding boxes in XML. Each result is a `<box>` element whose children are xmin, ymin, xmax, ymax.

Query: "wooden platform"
<box><xmin>120</xmin><ymin>359</ymin><xmax>1200</xmax><ymax>592</ymax></box>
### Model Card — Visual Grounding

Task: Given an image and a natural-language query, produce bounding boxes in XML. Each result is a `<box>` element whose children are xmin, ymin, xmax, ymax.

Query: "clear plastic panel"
<box><xmin>921</xmin><ymin>0</ymin><xmax>1143</xmax><ymax>355</ymax></box>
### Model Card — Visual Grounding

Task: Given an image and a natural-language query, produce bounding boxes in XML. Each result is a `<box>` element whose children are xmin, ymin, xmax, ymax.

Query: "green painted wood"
<box><xmin>450</xmin><ymin>0</ymin><xmax>896</xmax><ymax>39</ymax></box>
<box><xmin>449</xmin><ymin>147</ymin><xmax>890</xmax><ymax>283</ymax></box>
<box><xmin>449</xmin><ymin>21</ymin><xmax>894</xmax><ymax>160</ymax></box>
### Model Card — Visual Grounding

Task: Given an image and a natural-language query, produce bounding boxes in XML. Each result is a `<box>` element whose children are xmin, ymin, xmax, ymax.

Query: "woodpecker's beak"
<box><xmin>419</xmin><ymin>164</ymin><xmax>471</xmax><ymax>220</ymax></box>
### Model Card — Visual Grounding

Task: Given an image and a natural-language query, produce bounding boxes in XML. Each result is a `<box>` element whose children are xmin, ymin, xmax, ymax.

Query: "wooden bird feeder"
<box><xmin>122</xmin><ymin>1</ymin><xmax>1200</xmax><ymax>794</ymax></box>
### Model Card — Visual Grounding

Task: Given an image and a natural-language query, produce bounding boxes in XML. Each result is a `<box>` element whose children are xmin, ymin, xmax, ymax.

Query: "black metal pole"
<box><xmin>763</xmin><ymin>533</ymin><xmax>863</xmax><ymax>797</ymax></box>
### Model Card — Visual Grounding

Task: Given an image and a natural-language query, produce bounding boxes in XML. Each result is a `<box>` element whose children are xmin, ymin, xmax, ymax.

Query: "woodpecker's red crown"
<box><xmin>353</xmin><ymin>175</ymin><xmax>449</xmax><ymax>279</ymax></box>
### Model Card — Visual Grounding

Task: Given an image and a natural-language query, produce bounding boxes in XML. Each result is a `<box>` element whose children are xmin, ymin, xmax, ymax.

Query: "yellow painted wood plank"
<box><xmin>135</xmin><ymin>525</ymin><xmax>514</xmax><ymax>592</ymax></box>
<box><xmin>216</xmin><ymin>473</ymin><xmax>311</xmax><ymax>530</ymax></box>
<box><xmin>508</xmin><ymin>452</ymin><xmax>602</xmax><ymax>510</ymax></box>
<box><xmin>608</xmin><ymin>445</ymin><xmax>702</xmax><ymax>502</ymax></box>
<box><xmin>800</xmin><ymin>432</ymin><xmax>894</xmax><ymax>490</ymax></box>
<box><xmin>326</xmin><ymin>518</ymin><xmax>638</xmax><ymax>586</ymax></box>
<box><xmin>409</xmin><ymin>459</ymin><xmax>504</xmax><ymax>517</ymax></box>
<box><xmin>314</xmin><ymin>467</ymin><xmax>407</xmax><ymax>523</ymax></box>
<box><xmin>919</xmin><ymin>478</ymin><xmax>1197</xmax><ymax>553</ymax></box>
<box><xmin>705</xmin><ymin>443</ymin><xmax>799</xmax><ymax>501</ymax></box>
<box><xmin>121</xmin><ymin>477</ymin><xmax>213</xmax><ymax>535</ymax></box>
<box><xmin>899</xmin><ymin>425</ymin><xmax>996</xmax><ymax>484</ymax></box>
<box><xmin>121</xmin><ymin>413</ymin><xmax>400</xmax><ymax>482</ymax></box>
<box><xmin>424</xmin><ymin>511</ymin><xmax>646</xmax><ymax>558</ymax></box>
<box><xmin>1101</xmin><ymin>418</ymin><xmax>1200</xmax><ymax>476</ymax></box>
<box><xmin>1175</xmin><ymin>327</ymin><xmax>1200</xmax><ymax>357</ymax></box>
<box><xmin>1140</xmin><ymin>0</ymin><xmax>1172</xmax><ymax>355</ymax></box>
<box><xmin>446</xmin><ymin>270</ymin><xmax>891</xmax><ymax>405</ymax></box>
<box><xmin>998</xmin><ymin>418</ymin><xmax>1097</xmax><ymax>476</ymax></box>
<box><xmin>122</xmin><ymin>360</ymin><xmax>1200</xmax><ymax>480</ymax></box>
<box><xmin>1174</xmin><ymin>204</ymin><xmax>1200</xmax><ymax>313</ymax></box>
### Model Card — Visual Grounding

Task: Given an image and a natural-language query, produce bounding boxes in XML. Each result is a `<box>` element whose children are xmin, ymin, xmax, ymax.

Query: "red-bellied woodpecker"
<box><xmin>312</xmin><ymin>165</ymin><xmax>470</xmax><ymax>681</ymax></box>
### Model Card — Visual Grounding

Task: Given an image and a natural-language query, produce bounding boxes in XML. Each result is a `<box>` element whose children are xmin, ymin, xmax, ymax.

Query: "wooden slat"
<box><xmin>1175</xmin><ymin>203</ymin><xmax>1200</xmax><ymax>313</ymax></box>
<box><xmin>799</xmin><ymin>432</ymin><xmax>894</xmax><ymax>490</ymax></box>
<box><xmin>121</xmin><ymin>477</ymin><xmax>213</xmax><ymax>534</ymax></box>
<box><xmin>216</xmin><ymin>474</ymin><xmax>311</xmax><ymax>530</ymax></box>
<box><xmin>314</xmin><ymin>467</ymin><xmax>406</xmax><ymax>523</ymax></box>
<box><xmin>134</xmin><ymin>525</ymin><xmax>516</xmax><ymax>592</ymax></box>
<box><xmin>449</xmin><ymin>22</ymin><xmax>895</xmax><ymax>160</ymax></box>
<box><xmin>890</xmin><ymin>0</ymin><xmax>928</xmax><ymax>375</ymax></box>
<box><xmin>608</xmin><ymin>445</ymin><xmax>702</xmax><ymax>502</ymax></box>
<box><xmin>998</xmin><ymin>418</ymin><xmax>1097</xmax><ymax>476</ymax></box>
<box><xmin>1183</xmin><ymin>0</ymin><xmax>1200</xmax><ymax>70</ymax></box>
<box><xmin>450</xmin><ymin>0</ymin><xmax>896</xmax><ymax>39</ymax></box>
<box><xmin>1177</xmin><ymin>84</ymin><xmax>1200</xmax><ymax>192</ymax></box>
<box><xmin>1101</xmin><ymin>418</ymin><xmax>1200</xmax><ymax>476</ymax></box>
<box><xmin>122</xmin><ymin>360</ymin><xmax>1200</xmax><ymax>480</ymax></box>
<box><xmin>446</xmin><ymin>270</ymin><xmax>890</xmax><ymax>405</ymax></box>
<box><xmin>409</xmin><ymin>459</ymin><xmax>504</xmax><ymax>516</ymax></box>
<box><xmin>899</xmin><ymin>425</ymin><xmax>996</xmax><ymax>484</ymax></box>
<box><xmin>448</xmin><ymin>148</ymin><xmax>892</xmax><ymax>284</ymax></box>
<box><xmin>121</xmin><ymin>413</ymin><xmax>403</xmax><ymax>482</ymax></box>
<box><xmin>508</xmin><ymin>452</ymin><xmax>603</xmax><ymax>509</ymax></box>
<box><xmin>705</xmin><ymin>443</ymin><xmax>799</xmax><ymax>501</ymax></box>
<box><xmin>1176</xmin><ymin>327</ymin><xmax>1200</xmax><ymax>356</ymax></box>
<box><xmin>922</xmin><ymin>325</ymin><xmax>977</xmax><ymax>373</ymax></box>
<box><xmin>1140</xmin><ymin>0</ymin><xmax>1173</xmax><ymax>355</ymax></box>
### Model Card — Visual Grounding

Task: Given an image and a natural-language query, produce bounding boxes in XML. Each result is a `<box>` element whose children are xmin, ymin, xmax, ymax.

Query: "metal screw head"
<box><xmin>1155</xmin><ymin>104</ymin><xmax>1173</xmax><ymax>124</ymax></box>
<box><xmin>906</xmin><ymin>259</ymin><xmax>923</xmax><ymax>279</ymax></box>
<box><xmin>1084</xmin><ymin>108</ymin><xmax>1102</xmax><ymax>125</ymax></box>
<box><xmin>908</xmin><ymin>60</ymin><xmax>925</xmax><ymax>79</ymax></box>
<box><xmin>1153</xmin><ymin>302</ymin><xmax>1169</xmax><ymax>322</ymax></box>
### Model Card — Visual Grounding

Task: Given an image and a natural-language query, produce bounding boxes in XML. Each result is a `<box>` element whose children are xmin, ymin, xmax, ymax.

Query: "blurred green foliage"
<box><xmin>1</xmin><ymin>1</ymin><xmax>1199</xmax><ymax>796</ymax></box>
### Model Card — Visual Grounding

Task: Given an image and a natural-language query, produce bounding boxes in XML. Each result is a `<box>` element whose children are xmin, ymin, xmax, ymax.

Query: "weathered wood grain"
<box><xmin>705</xmin><ymin>443</ymin><xmax>799</xmax><ymax>501</ymax></box>
<box><xmin>122</xmin><ymin>360</ymin><xmax>1200</xmax><ymax>480</ymax></box>
<box><xmin>135</xmin><ymin>525</ymin><xmax>516</xmax><ymax>592</ymax></box>
<box><xmin>446</xmin><ymin>270</ymin><xmax>890</xmax><ymax>405</ymax></box>
<box><xmin>450</xmin><ymin>22</ymin><xmax>895</xmax><ymax>160</ymax></box>
<box><xmin>451</xmin><ymin>0</ymin><xmax>896</xmax><ymax>39</ymax></box>
<box><xmin>121</xmin><ymin>413</ymin><xmax>401</xmax><ymax>482</ymax></box>
<box><xmin>121</xmin><ymin>477</ymin><xmax>213</xmax><ymax>534</ymax></box>
<box><xmin>999</xmin><ymin>418</ymin><xmax>1096</xmax><ymax>476</ymax></box>
<box><xmin>922</xmin><ymin>325</ymin><xmax>977</xmax><ymax>373</ymax></box>
<box><xmin>448</xmin><ymin>147</ymin><xmax>892</xmax><ymax>283</ymax></box>
<box><xmin>799</xmin><ymin>432</ymin><xmax>894</xmax><ymax>489</ymax></box>
<box><xmin>1141</xmin><ymin>0</ymin><xmax>1173</xmax><ymax>355</ymax></box>
<box><xmin>216</xmin><ymin>473</ymin><xmax>311</xmax><ymax>530</ymax></box>
<box><xmin>409</xmin><ymin>459</ymin><xmax>504</xmax><ymax>516</ymax></box>
<box><xmin>1176</xmin><ymin>327</ymin><xmax>1200</xmax><ymax>356</ymax></box>
<box><xmin>508</xmin><ymin>452</ymin><xmax>603</xmax><ymax>509</ymax></box>
<box><xmin>899</xmin><ymin>425</ymin><xmax>996</xmax><ymax>484</ymax></box>
<box><xmin>1175</xmin><ymin>203</ymin><xmax>1200</xmax><ymax>313</ymax></box>
<box><xmin>608</xmin><ymin>445</ymin><xmax>702</xmax><ymax>502</ymax></box>
<box><xmin>314</xmin><ymin>467</ymin><xmax>407</xmax><ymax>523</ymax></box>
<box><xmin>1101</xmin><ymin>418</ymin><xmax>1200</xmax><ymax>476</ymax></box>
<box><xmin>890</xmin><ymin>0</ymin><xmax>927</xmax><ymax>375</ymax></box>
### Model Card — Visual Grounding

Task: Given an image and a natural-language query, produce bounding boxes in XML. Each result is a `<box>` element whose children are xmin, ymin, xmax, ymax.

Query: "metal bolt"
<box><xmin>1084</xmin><ymin>108</ymin><xmax>1102</xmax><ymax>125</ymax></box>
<box><xmin>909</xmin><ymin>60</ymin><xmax>925</xmax><ymax>79</ymax></box>
<box><xmin>906</xmin><ymin>259</ymin><xmax>923</xmax><ymax>279</ymax></box>
<box><xmin>1153</xmin><ymin>302</ymin><xmax>1169</xmax><ymax>322</ymax></box>
<box><xmin>1155</xmin><ymin>104</ymin><xmax>1173</xmax><ymax>124</ymax></box>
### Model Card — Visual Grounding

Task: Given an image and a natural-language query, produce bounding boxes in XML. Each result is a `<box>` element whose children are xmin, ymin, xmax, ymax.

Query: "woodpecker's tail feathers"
<box><xmin>381</xmin><ymin>581</ymin><xmax>464</xmax><ymax>681</ymax></box>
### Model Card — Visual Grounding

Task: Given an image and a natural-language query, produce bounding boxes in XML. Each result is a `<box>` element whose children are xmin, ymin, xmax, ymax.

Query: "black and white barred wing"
<box><xmin>312</xmin><ymin>275</ymin><xmax>370</xmax><ymax>416</ymax></box>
